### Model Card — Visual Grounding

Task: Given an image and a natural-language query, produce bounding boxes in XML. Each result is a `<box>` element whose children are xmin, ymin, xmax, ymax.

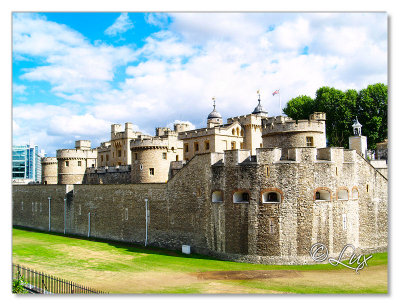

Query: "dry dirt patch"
<box><xmin>193</xmin><ymin>270</ymin><xmax>302</xmax><ymax>280</ymax></box>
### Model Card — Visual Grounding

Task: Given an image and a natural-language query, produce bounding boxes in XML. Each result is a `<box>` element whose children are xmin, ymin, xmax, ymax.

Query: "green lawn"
<box><xmin>12</xmin><ymin>227</ymin><xmax>388</xmax><ymax>294</ymax></box>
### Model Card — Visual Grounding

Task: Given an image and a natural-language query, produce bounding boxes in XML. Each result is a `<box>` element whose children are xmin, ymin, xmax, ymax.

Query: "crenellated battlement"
<box><xmin>86</xmin><ymin>165</ymin><xmax>131</xmax><ymax>174</ymax></box>
<box><xmin>111</xmin><ymin>122</ymin><xmax>141</xmax><ymax>141</ymax></box>
<box><xmin>262</xmin><ymin>116</ymin><xmax>325</xmax><ymax>136</ymax></box>
<box><xmin>211</xmin><ymin>146</ymin><xmax>356</xmax><ymax>167</ymax></box>
<box><xmin>41</xmin><ymin>157</ymin><xmax>57</xmax><ymax>164</ymax></box>
<box><xmin>130</xmin><ymin>138</ymin><xmax>170</xmax><ymax>149</ymax></box>
<box><xmin>56</xmin><ymin>148</ymin><xmax>97</xmax><ymax>159</ymax></box>
<box><xmin>227</xmin><ymin>113</ymin><xmax>264</xmax><ymax>126</ymax></box>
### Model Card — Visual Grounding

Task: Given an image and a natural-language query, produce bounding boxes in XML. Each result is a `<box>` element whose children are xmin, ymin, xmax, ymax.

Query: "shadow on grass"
<box><xmin>13</xmin><ymin>225</ymin><xmax>387</xmax><ymax>271</ymax></box>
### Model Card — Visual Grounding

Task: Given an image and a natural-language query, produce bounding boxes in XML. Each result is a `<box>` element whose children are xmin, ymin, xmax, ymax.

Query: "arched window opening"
<box><xmin>262</xmin><ymin>192</ymin><xmax>281</xmax><ymax>203</ymax></box>
<box><xmin>352</xmin><ymin>188</ymin><xmax>359</xmax><ymax>200</ymax></box>
<box><xmin>232</xmin><ymin>129</ymin><xmax>235</xmax><ymax>135</ymax></box>
<box><xmin>233</xmin><ymin>191</ymin><xmax>250</xmax><ymax>203</ymax></box>
<box><xmin>315</xmin><ymin>190</ymin><xmax>330</xmax><ymax>201</ymax></box>
<box><xmin>212</xmin><ymin>191</ymin><xmax>223</xmax><ymax>203</ymax></box>
<box><xmin>337</xmin><ymin>189</ymin><xmax>349</xmax><ymax>200</ymax></box>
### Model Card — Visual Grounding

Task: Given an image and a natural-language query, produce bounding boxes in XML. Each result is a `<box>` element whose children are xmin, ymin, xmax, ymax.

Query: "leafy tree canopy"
<box><xmin>282</xmin><ymin>83</ymin><xmax>387</xmax><ymax>150</ymax></box>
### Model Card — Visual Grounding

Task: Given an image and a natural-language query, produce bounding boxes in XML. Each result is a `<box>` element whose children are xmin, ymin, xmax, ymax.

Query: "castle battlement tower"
<box><xmin>261</xmin><ymin>112</ymin><xmax>326</xmax><ymax>150</ymax></box>
<box><xmin>56</xmin><ymin>141</ymin><xmax>97</xmax><ymax>185</ymax></box>
<box><xmin>41</xmin><ymin>157</ymin><xmax>58</xmax><ymax>185</ymax></box>
<box><xmin>349</xmin><ymin>117</ymin><xmax>367</xmax><ymax>158</ymax></box>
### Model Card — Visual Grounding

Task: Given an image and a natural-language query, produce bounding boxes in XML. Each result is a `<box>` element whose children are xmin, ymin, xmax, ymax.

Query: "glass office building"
<box><xmin>12</xmin><ymin>144</ymin><xmax>43</xmax><ymax>182</ymax></box>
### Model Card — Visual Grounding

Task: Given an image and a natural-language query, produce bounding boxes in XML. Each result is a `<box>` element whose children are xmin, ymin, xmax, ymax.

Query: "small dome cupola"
<box><xmin>352</xmin><ymin>117</ymin><xmax>362</xmax><ymax>136</ymax></box>
<box><xmin>207</xmin><ymin>97</ymin><xmax>222</xmax><ymax>119</ymax></box>
<box><xmin>207</xmin><ymin>97</ymin><xmax>223</xmax><ymax>128</ymax></box>
<box><xmin>252</xmin><ymin>90</ymin><xmax>268</xmax><ymax>116</ymax></box>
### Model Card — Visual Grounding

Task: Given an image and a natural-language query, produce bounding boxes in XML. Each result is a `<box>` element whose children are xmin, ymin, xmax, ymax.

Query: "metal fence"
<box><xmin>13</xmin><ymin>264</ymin><xmax>107</xmax><ymax>294</ymax></box>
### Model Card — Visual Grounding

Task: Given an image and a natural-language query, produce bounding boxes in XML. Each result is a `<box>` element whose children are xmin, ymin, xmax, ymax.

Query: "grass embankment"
<box><xmin>12</xmin><ymin>227</ymin><xmax>387</xmax><ymax>294</ymax></box>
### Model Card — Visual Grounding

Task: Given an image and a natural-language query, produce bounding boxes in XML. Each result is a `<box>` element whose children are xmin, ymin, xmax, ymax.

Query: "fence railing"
<box><xmin>13</xmin><ymin>264</ymin><xmax>107</xmax><ymax>294</ymax></box>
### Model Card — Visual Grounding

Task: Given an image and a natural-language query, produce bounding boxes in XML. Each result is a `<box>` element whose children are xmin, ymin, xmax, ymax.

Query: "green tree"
<box><xmin>356</xmin><ymin>83</ymin><xmax>388</xmax><ymax>150</ymax></box>
<box><xmin>283</xmin><ymin>84</ymin><xmax>387</xmax><ymax>149</ymax></box>
<box><xmin>283</xmin><ymin>95</ymin><xmax>315</xmax><ymax>120</ymax></box>
<box><xmin>313</xmin><ymin>87</ymin><xmax>357</xmax><ymax>147</ymax></box>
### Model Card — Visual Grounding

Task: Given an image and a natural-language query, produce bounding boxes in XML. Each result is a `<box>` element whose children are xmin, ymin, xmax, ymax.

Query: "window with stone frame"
<box><xmin>306</xmin><ymin>136</ymin><xmax>314</xmax><ymax>147</ymax></box>
<box><xmin>65</xmin><ymin>161</ymin><xmax>69</xmax><ymax>167</ymax></box>
<box><xmin>78</xmin><ymin>161</ymin><xmax>82</xmax><ymax>167</ymax></box>
<box><xmin>194</xmin><ymin>142</ymin><xmax>199</xmax><ymax>151</ymax></box>
<box><xmin>149</xmin><ymin>168</ymin><xmax>155</xmax><ymax>176</ymax></box>
<box><xmin>262</xmin><ymin>191</ymin><xmax>281</xmax><ymax>203</ymax></box>
<box><xmin>184</xmin><ymin>143</ymin><xmax>189</xmax><ymax>153</ymax></box>
<box><xmin>205</xmin><ymin>141</ymin><xmax>210</xmax><ymax>151</ymax></box>
<box><xmin>337</xmin><ymin>189</ymin><xmax>349</xmax><ymax>200</ymax></box>
<box><xmin>162</xmin><ymin>152</ymin><xmax>167</xmax><ymax>159</ymax></box>
<box><xmin>212</xmin><ymin>190</ymin><xmax>223</xmax><ymax>203</ymax></box>
<box><xmin>315</xmin><ymin>189</ymin><xmax>330</xmax><ymax>201</ymax></box>
<box><xmin>233</xmin><ymin>191</ymin><xmax>249</xmax><ymax>203</ymax></box>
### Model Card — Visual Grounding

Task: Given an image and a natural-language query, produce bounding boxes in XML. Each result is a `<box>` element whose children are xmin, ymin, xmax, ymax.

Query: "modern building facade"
<box><xmin>12</xmin><ymin>144</ymin><xmax>44</xmax><ymax>184</ymax></box>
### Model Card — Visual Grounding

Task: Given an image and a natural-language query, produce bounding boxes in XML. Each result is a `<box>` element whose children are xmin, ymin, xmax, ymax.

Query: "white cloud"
<box><xmin>14</xmin><ymin>13</ymin><xmax>136</xmax><ymax>98</ymax></box>
<box><xmin>13</xmin><ymin>84</ymin><xmax>27</xmax><ymax>95</ymax></box>
<box><xmin>13</xmin><ymin>13</ymin><xmax>85</xmax><ymax>56</ymax></box>
<box><xmin>104</xmin><ymin>13</ymin><xmax>134</xmax><ymax>36</ymax></box>
<box><xmin>145</xmin><ymin>13</ymin><xmax>169</xmax><ymax>28</ymax></box>
<box><xmin>12</xmin><ymin>12</ymin><xmax>387</xmax><ymax>155</ymax></box>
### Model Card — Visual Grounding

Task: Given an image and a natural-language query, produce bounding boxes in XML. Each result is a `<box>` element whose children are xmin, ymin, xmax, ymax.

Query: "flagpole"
<box><xmin>279</xmin><ymin>93</ymin><xmax>281</xmax><ymax>115</ymax></box>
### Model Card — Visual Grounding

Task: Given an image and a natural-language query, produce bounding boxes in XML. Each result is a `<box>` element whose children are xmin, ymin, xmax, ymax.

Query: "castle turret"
<box><xmin>41</xmin><ymin>157</ymin><xmax>58</xmax><ymax>185</ymax></box>
<box><xmin>261</xmin><ymin>112</ymin><xmax>327</xmax><ymax>149</ymax></box>
<box><xmin>252</xmin><ymin>90</ymin><xmax>268</xmax><ymax>117</ymax></box>
<box><xmin>130</xmin><ymin>132</ymin><xmax>183</xmax><ymax>183</ymax></box>
<box><xmin>349</xmin><ymin>117</ymin><xmax>367</xmax><ymax>158</ymax></box>
<box><xmin>207</xmin><ymin>98</ymin><xmax>223</xmax><ymax>128</ymax></box>
<box><xmin>174</xmin><ymin>123</ymin><xmax>191</xmax><ymax>133</ymax></box>
<box><xmin>57</xmin><ymin>141</ymin><xmax>97</xmax><ymax>184</ymax></box>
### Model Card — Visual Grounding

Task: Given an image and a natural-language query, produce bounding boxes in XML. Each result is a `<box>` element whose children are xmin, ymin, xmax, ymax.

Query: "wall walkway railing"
<box><xmin>13</xmin><ymin>264</ymin><xmax>107</xmax><ymax>294</ymax></box>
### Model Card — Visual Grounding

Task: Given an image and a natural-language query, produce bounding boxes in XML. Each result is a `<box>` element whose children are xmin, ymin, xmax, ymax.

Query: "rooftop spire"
<box><xmin>208</xmin><ymin>97</ymin><xmax>222</xmax><ymax>120</ymax></box>
<box><xmin>252</xmin><ymin>90</ymin><xmax>268</xmax><ymax>116</ymax></box>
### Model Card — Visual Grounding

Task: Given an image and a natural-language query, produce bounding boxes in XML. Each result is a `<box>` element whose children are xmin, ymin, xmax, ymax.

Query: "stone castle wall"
<box><xmin>83</xmin><ymin>166</ymin><xmax>132</xmax><ymax>184</ymax></box>
<box><xmin>13</xmin><ymin>148</ymin><xmax>387</xmax><ymax>265</ymax></box>
<box><xmin>262</xmin><ymin>117</ymin><xmax>326</xmax><ymax>149</ymax></box>
<box><xmin>57</xmin><ymin>148</ymin><xmax>97</xmax><ymax>185</ymax></box>
<box><xmin>41</xmin><ymin>157</ymin><xmax>58</xmax><ymax>185</ymax></box>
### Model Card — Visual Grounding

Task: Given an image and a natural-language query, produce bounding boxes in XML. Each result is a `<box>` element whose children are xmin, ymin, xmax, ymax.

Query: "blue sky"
<box><xmin>12</xmin><ymin>12</ymin><xmax>387</xmax><ymax>156</ymax></box>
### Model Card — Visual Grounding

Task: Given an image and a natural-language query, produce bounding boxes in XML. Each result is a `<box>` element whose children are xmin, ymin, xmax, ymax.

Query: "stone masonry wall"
<box><xmin>12</xmin><ymin>147</ymin><xmax>387</xmax><ymax>265</ymax></box>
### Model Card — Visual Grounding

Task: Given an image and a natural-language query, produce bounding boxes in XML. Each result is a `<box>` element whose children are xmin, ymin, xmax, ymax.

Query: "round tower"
<box><xmin>262</xmin><ymin>112</ymin><xmax>326</xmax><ymax>149</ymax></box>
<box><xmin>56</xmin><ymin>147</ymin><xmax>97</xmax><ymax>185</ymax></box>
<box><xmin>41</xmin><ymin>157</ymin><xmax>58</xmax><ymax>184</ymax></box>
<box><xmin>130</xmin><ymin>138</ymin><xmax>175</xmax><ymax>183</ymax></box>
